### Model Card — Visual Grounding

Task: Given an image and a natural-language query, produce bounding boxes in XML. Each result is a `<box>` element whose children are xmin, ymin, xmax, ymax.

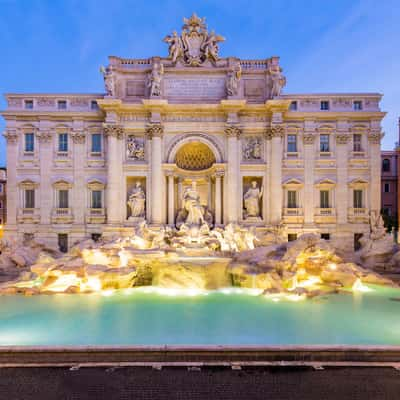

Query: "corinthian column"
<box><xmin>71</xmin><ymin>128</ymin><xmax>86</xmax><ymax>226</ymax></box>
<box><xmin>303</xmin><ymin>124</ymin><xmax>316</xmax><ymax>225</ymax></box>
<box><xmin>368</xmin><ymin>128</ymin><xmax>383</xmax><ymax>214</ymax></box>
<box><xmin>147</xmin><ymin>123</ymin><xmax>164</xmax><ymax>225</ymax></box>
<box><xmin>215</xmin><ymin>169</ymin><xmax>224</xmax><ymax>226</ymax></box>
<box><xmin>335</xmin><ymin>128</ymin><xmax>350</xmax><ymax>224</ymax></box>
<box><xmin>268</xmin><ymin>123</ymin><xmax>284</xmax><ymax>225</ymax></box>
<box><xmin>104</xmin><ymin>124</ymin><xmax>124</xmax><ymax>225</ymax></box>
<box><xmin>225</xmin><ymin>124</ymin><xmax>241</xmax><ymax>223</ymax></box>
<box><xmin>166</xmin><ymin>171</ymin><xmax>175</xmax><ymax>226</ymax></box>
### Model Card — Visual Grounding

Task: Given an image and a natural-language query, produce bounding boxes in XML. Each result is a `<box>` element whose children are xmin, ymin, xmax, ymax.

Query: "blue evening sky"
<box><xmin>0</xmin><ymin>0</ymin><xmax>399</xmax><ymax>167</ymax></box>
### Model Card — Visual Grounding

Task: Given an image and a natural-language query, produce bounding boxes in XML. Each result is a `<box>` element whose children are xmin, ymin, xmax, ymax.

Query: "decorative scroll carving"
<box><xmin>163</xmin><ymin>13</ymin><xmax>225</xmax><ymax>66</ymax></box>
<box><xmin>36</xmin><ymin>131</ymin><xmax>52</xmax><ymax>143</ymax></box>
<box><xmin>148</xmin><ymin>63</ymin><xmax>164</xmax><ymax>97</ymax></box>
<box><xmin>145</xmin><ymin>123</ymin><xmax>164</xmax><ymax>139</ymax></box>
<box><xmin>226</xmin><ymin>62</ymin><xmax>242</xmax><ymax>96</ymax></box>
<box><xmin>242</xmin><ymin>137</ymin><xmax>262</xmax><ymax>160</ymax></box>
<box><xmin>335</xmin><ymin>133</ymin><xmax>350</xmax><ymax>144</ymax></box>
<box><xmin>71</xmin><ymin>130</ymin><xmax>86</xmax><ymax>144</ymax></box>
<box><xmin>225</xmin><ymin>124</ymin><xmax>242</xmax><ymax>138</ymax></box>
<box><xmin>368</xmin><ymin>130</ymin><xmax>383</xmax><ymax>144</ymax></box>
<box><xmin>103</xmin><ymin>124</ymin><xmax>124</xmax><ymax>139</ymax></box>
<box><xmin>303</xmin><ymin>133</ymin><xmax>316</xmax><ymax>144</ymax></box>
<box><xmin>3</xmin><ymin>130</ymin><xmax>18</xmax><ymax>143</ymax></box>
<box><xmin>127</xmin><ymin>136</ymin><xmax>145</xmax><ymax>160</ymax></box>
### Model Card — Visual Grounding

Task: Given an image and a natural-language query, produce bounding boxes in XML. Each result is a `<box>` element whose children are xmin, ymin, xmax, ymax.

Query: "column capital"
<box><xmin>3</xmin><ymin>129</ymin><xmax>18</xmax><ymax>143</ymax></box>
<box><xmin>303</xmin><ymin>133</ymin><xmax>316</xmax><ymax>144</ymax></box>
<box><xmin>335</xmin><ymin>133</ymin><xmax>351</xmax><ymax>144</ymax></box>
<box><xmin>36</xmin><ymin>130</ymin><xmax>52</xmax><ymax>143</ymax></box>
<box><xmin>146</xmin><ymin>122</ymin><xmax>164</xmax><ymax>139</ymax></box>
<box><xmin>368</xmin><ymin>130</ymin><xmax>384</xmax><ymax>144</ymax></box>
<box><xmin>103</xmin><ymin>123</ymin><xmax>124</xmax><ymax>139</ymax></box>
<box><xmin>71</xmin><ymin>129</ymin><xmax>86</xmax><ymax>144</ymax></box>
<box><xmin>224</xmin><ymin>124</ymin><xmax>242</xmax><ymax>138</ymax></box>
<box><xmin>265</xmin><ymin>124</ymin><xmax>285</xmax><ymax>140</ymax></box>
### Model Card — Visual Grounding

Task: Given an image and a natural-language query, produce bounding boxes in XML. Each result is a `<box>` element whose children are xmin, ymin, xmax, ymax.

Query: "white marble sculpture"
<box><xmin>243</xmin><ymin>181</ymin><xmax>263</xmax><ymax>218</ymax></box>
<box><xmin>269</xmin><ymin>64</ymin><xmax>286</xmax><ymax>98</ymax></box>
<box><xmin>100</xmin><ymin>66</ymin><xmax>115</xmax><ymax>96</ymax></box>
<box><xmin>148</xmin><ymin>63</ymin><xmax>164</xmax><ymax>97</ymax></box>
<box><xmin>127</xmin><ymin>136</ymin><xmax>145</xmax><ymax>161</ymax></box>
<box><xmin>226</xmin><ymin>62</ymin><xmax>242</xmax><ymax>96</ymax></box>
<box><xmin>182</xmin><ymin>181</ymin><xmax>205</xmax><ymax>225</ymax></box>
<box><xmin>127</xmin><ymin>182</ymin><xmax>146</xmax><ymax>218</ymax></box>
<box><xmin>243</xmin><ymin>137</ymin><xmax>262</xmax><ymax>160</ymax></box>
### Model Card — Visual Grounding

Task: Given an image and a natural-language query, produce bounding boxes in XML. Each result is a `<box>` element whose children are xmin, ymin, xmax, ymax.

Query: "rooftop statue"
<box><xmin>163</xmin><ymin>13</ymin><xmax>225</xmax><ymax>66</ymax></box>
<box><xmin>100</xmin><ymin>65</ymin><xmax>115</xmax><ymax>97</ymax></box>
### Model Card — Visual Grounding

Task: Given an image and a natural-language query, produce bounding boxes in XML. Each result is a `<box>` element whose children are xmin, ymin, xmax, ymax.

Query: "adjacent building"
<box><xmin>0</xmin><ymin>168</ymin><xmax>6</xmax><ymax>227</ymax></box>
<box><xmin>1</xmin><ymin>14</ymin><xmax>385</xmax><ymax>252</ymax></box>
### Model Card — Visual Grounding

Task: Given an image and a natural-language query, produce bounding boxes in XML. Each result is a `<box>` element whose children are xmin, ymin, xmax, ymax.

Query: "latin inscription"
<box><xmin>164</xmin><ymin>77</ymin><xmax>225</xmax><ymax>98</ymax></box>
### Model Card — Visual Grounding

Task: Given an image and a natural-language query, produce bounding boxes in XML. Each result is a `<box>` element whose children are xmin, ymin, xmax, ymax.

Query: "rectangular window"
<box><xmin>354</xmin><ymin>233</ymin><xmax>363</xmax><ymax>251</ymax></box>
<box><xmin>353</xmin><ymin>134</ymin><xmax>362</xmax><ymax>152</ymax></box>
<box><xmin>58</xmin><ymin>234</ymin><xmax>68</xmax><ymax>253</ymax></box>
<box><xmin>321</xmin><ymin>233</ymin><xmax>330</xmax><ymax>241</ymax></box>
<box><xmin>287</xmin><ymin>135</ymin><xmax>297</xmax><ymax>152</ymax></box>
<box><xmin>24</xmin><ymin>100</ymin><xmax>33</xmax><ymax>109</ymax></box>
<box><xmin>384</xmin><ymin>183</ymin><xmax>390</xmax><ymax>193</ymax></box>
<box><xmin>320</xmin><ymin>134</ymin><xmax>330</xmax><ymax>152</ymax></box>
<box><xmin>353</xmin><ymin>190</ymin><xmax>363</xmax><ymax>208</ymax></box>
<box><xmin>320</xmin><ymin>190</ymin><xmax>329</xmax><ymax>208</ymax></box>
<box><xmin>287</xmin><ymin>190</ymin><xmax>297</xmax><ymax>208</ymax></box>
<box><xmin>25</xmin><ymin>189</ymin><xmax>35</xmax><ymax>208</ymax></box>
<box><xmin>288</xmin><ymin>233</ymin><xmax>297</xmax><ymax>242</ymax></box>
<box><xmin>25</xmin><ymin>133</ymin><xmax>34</xmax><ymax>152</ymax></box>
<box><xmin>353</xmin><ymin>101</ymin><xmax>362</xmax><ymax>110</ymax></box>
<box><xmin>91</xmin><ymin>190</ymin><xmax>102</xmax><ymax>209</ymax></box>
<box><xmin>58</xmin><ymin>133</ymin><xmax>68</xmax><ymax>152</ymax></box>
<box><xmin>58</xmin><ymin>190</ymin><xmax>69</xmax><ymax>208</ymax></box>
<box><xmin>290</xmin><ymin>101</ymin><xmax>297</xmax><ymax>111</ymax></box>
<box><xmin>320</xmin><ymin>101</ymin><xmax>329</xmax><ymax>110</ymax></box>
<box><xmin>91</xmin><ymin>134</ymin><xmax>102</xmax><ymax>153</ymax></box>
<box><xmin>57</xmin><ymin>100</ymin><xmax>67</xmax><ymax>110</ymax></box>
<box><xmin>91</xmin><ymin>101</ymin><xmax>98</xmax><ymax>110</ymax></box>
<box><xmin>91</xmin><ymin>233</ymin><xmax>101</xmax><ymax>242</ymax></box>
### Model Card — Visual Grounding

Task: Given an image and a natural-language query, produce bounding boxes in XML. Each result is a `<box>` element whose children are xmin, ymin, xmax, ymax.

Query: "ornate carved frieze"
<box><xmin>36</xmin><ymin>131</ymin><xmax>52</xmax><ymax>143</ymax></box>
<box><xmin>3</xmin><ymin>130</ymin><xmax>18</xmax><ymax>143</ymax></box>
<box><xmin>145</xmin><ymin>123</ymin><xmax>164</xmax><ymax>139</ymax></box>
<box><xmin>368</xmin><ymin>130</ymin><xmax>384</xmax><ymax>144</ymax></box>
<box><xmin>163</xmin><ymin>114</ymin><xmax>225</xmax><ymax>122</ymax></box>
<box><xmin>224</xmin><ymin>124</ymin><xmax>242</xmax><ymax>138</ymax></box>
<box><xmin>126</xmin><ymin>136</ymin><xmax>145</xmax><ymax>161</ymax></box>
<box><xmin>242</xmin><ymin>136</ymin><xmax>262</xmax><ymax>160</ymax></box>
<box><xmin>163</xmin><ymin>13</ymin><xmax>225</xmax><ymax>66</ymax></box>
<box><xmin>37</xmin><ymin>98</ymin><xmax>55</xmax><ymax>107</ymax></box>
<box><xmin>335</xmin><ymin>133</ymin><xmax>350</xmax><ymax>144</ymax></box>
<box><xmin>303</xmin><ymin>133</ymin><xmax>316</xmax><ymax>144</ymax></box>
<box><xmin>71</xmin><ymin>130</ymin><xmax>86</xmax><ymax>144</ymax></box>
<box><xmin>103</xmin><ymin>124</ymin><xmax>124</xmax><ymax>139</ymax></box>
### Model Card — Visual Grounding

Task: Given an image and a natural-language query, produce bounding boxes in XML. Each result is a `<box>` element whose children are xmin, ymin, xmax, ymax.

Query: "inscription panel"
<box><xmin>164</xmin><ymin>77</ymin><xmax>226</xmax><ymax>99</ymax></box>
<box><xmin>126</xmin><ymin>80</ymin><xmax>146</xmax><ymax>97</ymax></box>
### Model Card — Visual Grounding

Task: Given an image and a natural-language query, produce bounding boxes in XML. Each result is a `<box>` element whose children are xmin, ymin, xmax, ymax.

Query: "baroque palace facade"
<box><xmin>2</xmin><ymin>14</ymin><xmax>384</xmax><ymax>252</ymax></box>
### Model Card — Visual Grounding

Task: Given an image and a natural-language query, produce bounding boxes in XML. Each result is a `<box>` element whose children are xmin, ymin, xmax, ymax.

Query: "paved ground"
<box><xmin>0</xmin><ymin>366</ymin><xmax>399</xmax><ymax>399</ymax></box>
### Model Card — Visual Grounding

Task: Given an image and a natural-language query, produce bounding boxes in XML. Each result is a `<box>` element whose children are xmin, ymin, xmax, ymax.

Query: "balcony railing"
<box><xmin>86</xmin><ymin>208</ymin><xmax>106</xmax><ymax>224</ymax></box>
<box><xmin>51</xmin><ymin>208</ymin><xmax>73</xmax><ymax>223</ymax></box>
<box><xmin>283</xmin><ymin>207</ymin><xmax>303</xmax><ymax>216</ymax></box>
<box><xmin>315</xmin><ymin>207</ymin><xmax>335</xmax><ymax>216</ymax></box>
<box><xmin>18</xmin><ymin>208</ymin><xmax>40</xmax><ymax>223</ymax></box>
<box><xmin>348</xmin><ymin>207</ymin><xmax>369</xmax><ymax>222</ymax></box>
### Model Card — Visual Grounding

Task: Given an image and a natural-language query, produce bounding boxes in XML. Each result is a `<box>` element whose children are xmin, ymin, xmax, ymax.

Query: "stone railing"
<box><xmin>283</xmin><ymin>207</ymin><xmax>303</xmax><ymax>216</ymax></box>
<box><xmin>17</xmin><ymin>208</ymin><xmax>40</xmax><ymax>223</ymax></box>
<box><xmin>86</xmin><ymin>208</ymin><xmax>106</xmax><ymax>224</ymax></box>
<box><xmin>315</xmin><ymin>208</ymin><xmax>336</xmax><ymax>216</ymax></box>
<box><xmin>348</xmin><ymin>207</ymin><xmax>369</xmax><ymax>223</ymax></box>
<box><xmin>51</xmin><ymin>208</ymin><xmax>73</xmax><ymax>224</ymax></box>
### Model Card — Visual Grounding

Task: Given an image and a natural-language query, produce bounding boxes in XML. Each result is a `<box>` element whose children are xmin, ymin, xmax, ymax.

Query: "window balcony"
<box><xmin>348</xmin><ymin>207</ymin><xmax>369</xmax><ymax>223</ymax></box>
<box><xmin>17</xmin><ymin>208</ymin><xmax>40</xmax><ymax>224</ymax></box>
<box><xmin>282</xmin><ymin>207</ymin><xmax>304</xmax><ymax>223</ymax></box>
<box><xmin>86</xmin><ymin>208</ymin><xmax>106</xmax><ymax>224</ymax></box>
<box><xmin>51</xmin><ymin>208</ymin><xmax>73</xmax><ymax>224</ymax></box>
<box><xmin>314</xmin><ymin>207</ymin><xmax>336</xmax><ymax>223</ymax></box>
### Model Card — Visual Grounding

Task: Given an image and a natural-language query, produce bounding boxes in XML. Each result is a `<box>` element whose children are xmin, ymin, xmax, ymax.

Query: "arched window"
<box><xmin>382</xmin><ymin>158</ymin><xmax>391</xmax><ymax>172</ymax></box>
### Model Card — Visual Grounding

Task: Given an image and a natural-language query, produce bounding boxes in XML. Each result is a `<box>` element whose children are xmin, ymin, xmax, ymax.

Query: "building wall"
<box><xmin>381</xmin><ymin>150</ymin><xmax>398</xmax><ymax>219</ymax></box>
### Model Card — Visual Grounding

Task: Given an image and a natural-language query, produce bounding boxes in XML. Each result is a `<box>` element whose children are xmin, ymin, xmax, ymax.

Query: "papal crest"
<box><xmin>163</xmin><ymin>13</ymin><xmax>225</xmax><ymax>66</ymax></box>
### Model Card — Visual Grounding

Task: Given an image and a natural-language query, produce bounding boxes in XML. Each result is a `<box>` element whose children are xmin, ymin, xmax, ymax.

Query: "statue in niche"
<box><xmin>163</xmin><ymin>31</ymin><xmax>184</xmax><ymax>63</ymax></box>
<box><xmin>100</xmin><ymin>66</ymin><xmax>115</xmax><ymax>96</ymax></box>
<box><xmin>127</xmin><ymin>181</ymin><xmax>146</xmax><ymax>219</ymax></box>
<box><xmin>243</xmin><ymin>181</ymin><xmax>263</xmax><ymax>218</ymax></box>
<box><xmin>268</xmin><ymin>63</ymin><xmax>286</xmax><ymax>98</ymax></box>
<box><xmin>127</xmin><ymin>136</ymin><xmax>145</xmax><ymax>161</ymax></box>
<box><xmin>226</xmin><ymin>62</ymin><xmax>242</xmax><ymax>96</ymax></box>
<box><xmin>148</xmin><ymin>63</ymin><xmax>164</xmax><ymax>97</ymax></box>
<box><xmin>243</xmin><ymin>138</ymin><xmax>262</xmax><ymax>160</ymax></box>
<box><xmin>182</xmin><ymin>181</ymin><xmax>205</xmax><ymax>225</ymax></box>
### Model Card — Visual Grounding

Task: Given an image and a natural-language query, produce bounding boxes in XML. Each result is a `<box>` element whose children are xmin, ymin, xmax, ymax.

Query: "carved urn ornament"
<box><xmin>163</xmin><ymin>13</ymin><xmax>225</xmax><ymax>66</ymax></box>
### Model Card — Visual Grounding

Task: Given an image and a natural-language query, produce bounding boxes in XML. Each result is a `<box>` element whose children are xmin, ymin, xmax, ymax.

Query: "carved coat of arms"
<box><xmin>163</xmin><ymin>13</ymin><xmax>225</xmax><ymax>66</ymax></box>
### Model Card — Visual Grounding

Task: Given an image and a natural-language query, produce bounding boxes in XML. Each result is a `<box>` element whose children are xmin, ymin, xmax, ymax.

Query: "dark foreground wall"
<box><xmin>0</xmin><ymin>367</ymin><xmax>399</xmax><ymax>400</ymax></box>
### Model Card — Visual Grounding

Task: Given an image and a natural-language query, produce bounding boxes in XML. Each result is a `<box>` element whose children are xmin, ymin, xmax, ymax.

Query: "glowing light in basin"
<box><xmin>45</xmin><ymin>274</ymin><xmax>78</xmax><ymax>292</ymax></box>
<box><xmin>352</xmin><ymin>278</ymin><xmax>372</xmax><ymax>292</ymax></box>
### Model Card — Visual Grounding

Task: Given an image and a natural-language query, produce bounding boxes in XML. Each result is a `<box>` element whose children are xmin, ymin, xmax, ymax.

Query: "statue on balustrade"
<box><xmin>226</xmin><ymin>62</ymin><xmax>242</xmax><ymax>96</ymax></box>
<box><xmin>148</xmin><ymin>63</ymin><xmax>164</xmax><ymax>97</ymax></box>
<box><xmin>243</xmin><ymin>181</ymin><xmax>263</xmax><ymax>219</ymax></box>
<box><xmin>100</xmin><ymin>65</ymin><xmax>115</xmax><ymax>96</ymax></box>
<box><xmin>127</xmin><ymin>181</ymin><xmax>146</xmax><ymax>219</ymax></box>
<box><xmin>268</xmin><ymin>63</ymin><xmax>286</xmax><ymax>98</ymax></box>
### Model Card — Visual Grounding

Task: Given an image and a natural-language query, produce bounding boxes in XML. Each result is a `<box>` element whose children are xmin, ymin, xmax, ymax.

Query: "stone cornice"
<box><xmin>103</xmin><ymin>124</ymin><xmax>124</xmax><ymax>139</ymax></box>
<box><xmin>145</xmin><ymin>123</ymin><xmax>164</xmax><ymax>139</ymax></box>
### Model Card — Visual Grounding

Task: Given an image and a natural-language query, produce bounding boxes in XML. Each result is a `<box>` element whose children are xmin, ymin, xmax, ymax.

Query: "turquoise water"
<box><xmin>1</xmin><ymin>285</ymin><xmax>400</xmax><ymax>346</ymax></box>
